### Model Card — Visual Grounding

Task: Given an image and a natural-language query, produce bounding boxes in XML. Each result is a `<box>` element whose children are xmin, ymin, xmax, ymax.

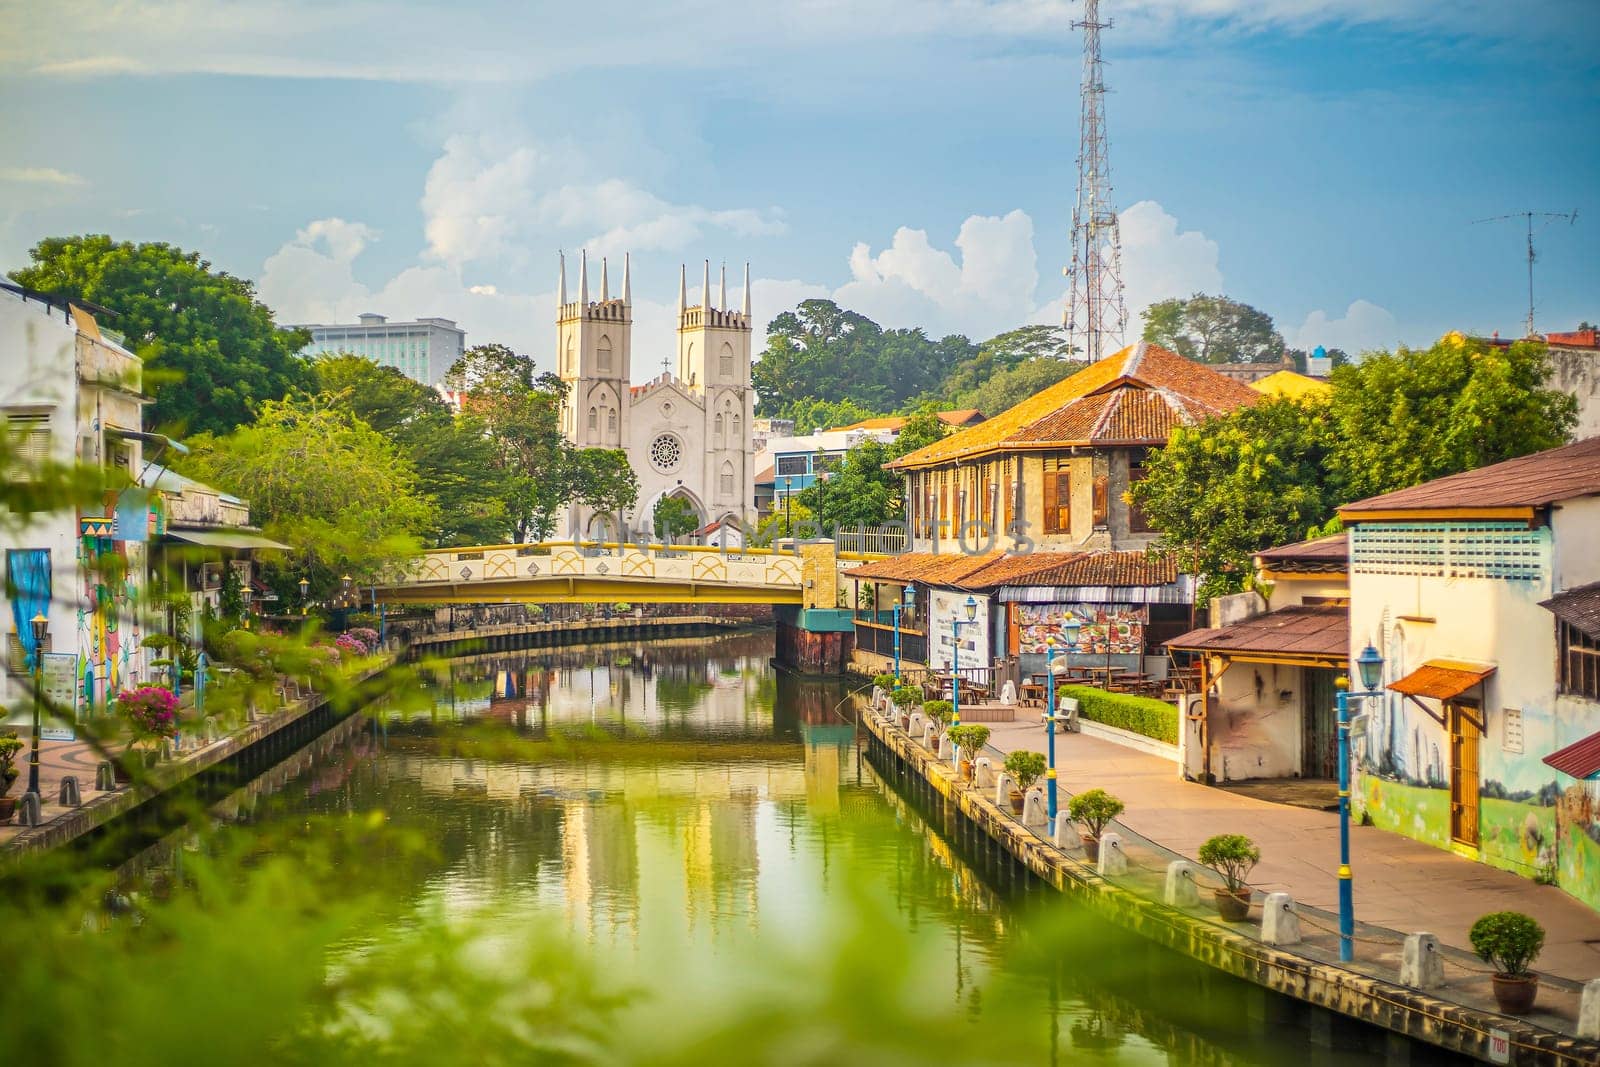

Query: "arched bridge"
<box><xmin>373</xmin><ymin>540</ymin><xmax>862</xmax><ymax>606</ymax></box>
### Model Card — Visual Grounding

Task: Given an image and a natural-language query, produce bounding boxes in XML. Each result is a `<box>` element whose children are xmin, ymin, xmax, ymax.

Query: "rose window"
<box><xmin>650</xmin><ymin>433</ymin><xmax>683</xmax><ymax>472</ymax></box>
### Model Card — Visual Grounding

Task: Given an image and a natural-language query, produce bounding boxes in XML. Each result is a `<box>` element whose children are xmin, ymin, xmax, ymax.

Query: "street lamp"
<box><xmin>949</xmin><ymin>594</ymin><xmax>979</xmax><ymax>768</ymax></box>
<box><xmin>27</xmin><ymin>612</ymin><xmax>47</xmax><ymax>797</ymax></box>
<box><xmin>783</xmin><ymin>477</ymin><xmax>793</xmax><ymax>538</ymax></box>
<box><xmin>892</xmin><ymin>584</ymin><xmax>917</xmax><ymax>681</ymax></box>
<box><xmin>298</xmin><ymin>575</ymin><xmax>310</xmax><ymax>616</ymax></box>
<box><xmin>1335</xmin><ymin>642</ymin><xmax>1385</xmax><ymax>963</ymax></box>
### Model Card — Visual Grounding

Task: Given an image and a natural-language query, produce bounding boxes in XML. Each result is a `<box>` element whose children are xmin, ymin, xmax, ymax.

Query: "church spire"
<box><xmin>742</xmin><ymin>262</ymin><xmax>751</xmax><ymax>318</ymax></box>
<box><xmin>579</xmin><ymin>249</ymin><xmax>589</xmax><ymax>305</ymax></box>
<box><xmin>600</xmin><ymin>256</ymin><xmax>609</xmax><ymax>301</ymax></box>
<box><xmin>677</xmin><ymin>263</ymin><xmax>687</xmax><ymax>317</ymax></box>
<box><xmin>719</xmin><ymin>262</ymin><xmax>727</xmax><ymax>311</ymax></box>
<box><xmin>557</xmin><ymin>250</ymin><xmax>567</xmax><ymax>308</ymax></box>
<box><xmin>622</xmin><ymin>252</ymin><xmax>631</xmax><ymax>306</ymax></box>
<box><xmin>701</xmin><ymin>259</ymin><xmax>710</xmax><ymax>313</ymax></box>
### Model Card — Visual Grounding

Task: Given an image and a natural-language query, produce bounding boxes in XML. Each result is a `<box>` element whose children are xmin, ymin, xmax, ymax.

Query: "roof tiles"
<box><xmin>888</xmin><ymin>342</ymin><xmax>1258</xmax><ymax>470</ymax></box>
<box><xmin>842</xmin><ymin>549</ymin><xmax>1177</xmax><ymax>590</ymax></box>
<box><xmin>1340</xmin><ymin>437</ymin><xmax>1600</xmax><ymax>517</ymax></box>
<box><xmin>1165</xmin><ymin>604</ymin><xmax>1348</xmax><ymax>660</ymax></box>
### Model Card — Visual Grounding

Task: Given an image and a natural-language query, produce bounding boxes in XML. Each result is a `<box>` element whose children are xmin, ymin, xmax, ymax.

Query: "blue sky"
<box><xmin>3</xmin><ymin>1</ymin><xmax>1596</xmax><ymax>379</ymax></box>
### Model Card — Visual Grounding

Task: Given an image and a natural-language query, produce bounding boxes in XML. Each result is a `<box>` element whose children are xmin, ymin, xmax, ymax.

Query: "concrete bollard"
<box><xmin>1579</xmin><ymin>978</ymin><xmax>1600</xmax><ymax>1040</ymax></box>
<box><xmin>1097</xmin><ymin>832</ymin><xmax>1128</xmax><ymax>876</ymax></box>
<box><xmin>1262</xmin><ymin>893</ymin><xmax>1301</xmax><ymax>945</ymax></box>
<box><xmin>58</xmin><ymin>775</ymin><xmax>82</xmax><ymax>807</ymax></box>
<box><xmin>974</xmin><ymin>757</ymin><xmax>996</xmax><ymax>790</ymax></box>
<box><xmin>96</xmin><ymin>762</ymin><xmax>116</xmax><ymax>791</ymax></box>
<box><xmin>18</xmin><ymin>791</ymin><xmax>42</xmax><ymax>827</ymax></box>
<box><xmin>994</xmin><ymin>772</ymin><xmax>1020</xmax><ymax>809</ymax></box>
<box><xmin>1021</xmin><ymin>787</ymin><xmax>1049</xmax><ymax>833</ymax></box>
<box><xmin>908</xmin><ymin>712</ymin><xmax>926</xmax><ymax>737</ymax></box>
<box><xmin>1052</xmin><ymin>812</ymin><xmax>1083</xmax><ymax>853</ymax></box>
<box><xmin>921</xmin><ymin>723</ymin><xmax>939</xmax><ymax>751</ymax></box>
<box><xmin>158</xmin><ymin>738</ymin><xmax>174</xmax><ymax>762</ymax></box>
<box><xmin>1164</xmin><ymin>859</ymin><xmax>1200</xmax><ymax>908</ymax></box>
<box><xmin>1400</xmin><ymin>933</ymin><xmax>1444</xmax><ymax>990</ymax></box>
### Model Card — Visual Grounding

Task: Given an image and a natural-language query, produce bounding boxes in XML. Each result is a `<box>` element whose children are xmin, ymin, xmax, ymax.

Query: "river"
<box><xmin>30</xmin><ymin>631</ymin><xmax>1395</xmax><ymax>1064</ymax></box>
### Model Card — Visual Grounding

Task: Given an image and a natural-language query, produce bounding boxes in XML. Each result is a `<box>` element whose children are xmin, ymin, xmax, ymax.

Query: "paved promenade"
<box><xmin>977</xmin><ymin>718</ymin><xmax>1600</xmax><ymax>1014</ymax></box>
<box><xmin>0</xmin><ymin>730</ymin><xmax>132</xmax><ymax>848</ymax></box>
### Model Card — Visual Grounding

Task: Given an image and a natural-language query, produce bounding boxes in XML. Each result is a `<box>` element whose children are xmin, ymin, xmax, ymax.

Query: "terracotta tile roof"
<box><xmin>1544</xmin><ymin>730</ymin><xmax>1600</xmax><ymax>780</ymax></box>
<box><xmin>1388</xmin><ymin>660</ymin><xmax>1495</xmax><ymax>701</ymax></box>
<box><xmin>840</xmin><ymin>551</ymin><xmax>1004</xmax><ymax>586</ymax></box>
<box><xmin>1166</xmin><ymin>604</ymin><xmax>1348</xmax><ymax>660</ymax></box>
<box><xmin>1256</xmin><ymin>533</ymin><xmax>1348</xmax><ymax>573</ymax></box>
<box><xmin>887</xmin><ymin>342</ymin><xmax>1258</xmax><ymax>470</ymax></box>
<box><xmin>958</xmin><ymin>550</ymin><xmax>1179</xmax><ymax>590</ymax></box>
<box><xmin>1541</xmin><ymin>581</ymin><xmax>1600</xmax><ymax>641</ymax></box>
<box><xmin>831</xmin><ymin>409</ymin><xmax>988</xmax><ymax>434</ymax></box>
<box><xmin>1340</xmin><ymin>437</ymin><xmax>1600</xmax><ymax>518</ymax></box>
<box><xmin>1547</xmin><ymin>329</ymin><xmax>1598</xmax><ymax>349</ymax></box>
<box><xmin>754</xmin><ymin>464</ymin><xmax>775</xmax><ymax>486</ymax></box>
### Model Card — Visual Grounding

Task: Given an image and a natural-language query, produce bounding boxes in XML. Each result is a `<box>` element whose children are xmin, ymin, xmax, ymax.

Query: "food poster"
<box><xmin>1017</xmin><ymin>603</ymin><xmax>1145</xmax><ymax>655</ymax></box>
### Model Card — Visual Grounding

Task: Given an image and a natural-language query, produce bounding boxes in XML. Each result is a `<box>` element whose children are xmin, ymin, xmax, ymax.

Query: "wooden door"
<box><xmin>1302</xmin><ymin>668</ymin><xmax>1339</xmax><ymax>779</ymax></box>
<box><xmin>1449</xmin><ymin>702</ymin><xmax>1481</xmax><ymax>847</ymax></box>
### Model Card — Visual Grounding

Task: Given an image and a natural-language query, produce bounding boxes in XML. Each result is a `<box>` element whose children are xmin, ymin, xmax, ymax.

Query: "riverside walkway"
<box><xmin>977</xmin><ymin>716</ymin><xmax>1600</xmax><ymax>1036</ymax></box>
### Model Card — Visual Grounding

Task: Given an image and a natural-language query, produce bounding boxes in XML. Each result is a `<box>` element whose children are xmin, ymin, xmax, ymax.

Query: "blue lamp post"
<box><xmin>1335</xmin><ymin>643</ymin><xmax>1385</xmax><ymax>962</ymax></box>
<box><xmin>892</xmin><ymin>584</ymin><xmax>916</xmax><ymax>681</ymax></box>
<box><xmin>949</xmin><ymin>594</ymin><xmax>979</xmax><ymax>767</ymax></box>
<box><xmin>1044</xmin><ymin>615</ymin><xmax>1083</xmax><ymax>830</ymax></box>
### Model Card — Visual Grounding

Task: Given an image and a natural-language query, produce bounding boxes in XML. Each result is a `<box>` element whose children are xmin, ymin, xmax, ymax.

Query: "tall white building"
<box><xmin>556</xmin><ymin>252</ymin><xmax>755</xmax><ymax>540</ymax></box>
<box><xmin>291</xmin><ymin>313</ymin><xmax>466</xmax><ymax>385</ymax></box>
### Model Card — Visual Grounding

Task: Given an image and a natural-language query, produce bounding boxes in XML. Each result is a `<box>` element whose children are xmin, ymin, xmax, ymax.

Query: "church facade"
<box><xmin>555</xmin><ymin>251</ymin><xmax>755</xmax><ymax>541</ymax></box>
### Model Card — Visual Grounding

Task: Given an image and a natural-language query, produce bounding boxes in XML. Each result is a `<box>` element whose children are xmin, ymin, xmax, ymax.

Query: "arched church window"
<box><xmin>719</xmin><ymin>343</ymin><xmax>734</xmax><ymax>378</ymax></box>
<box><xmin>731</xmin><ymin>414</ymin><xmax>741</xmax><ymax>443</ymax></box>
<box><xmin>720</xmin><ymin>461</ymin><xmax>735</xmax><ymax>496</ymax></box>
<box><xmin>587</xmin><ymin>407</ymin><xmax>597</xmax><ymax>431</ymax></box>
<box><xmin>565</xmin><ymin>336</ymin><xmax>575</xmax><ymax>374</ymax></box>
<box><xmin>607</xmin><ymin>408</ymin><xmax>618</xmax><ymax>434</ymax></box>
<box><xmin>714</xmin><ymin>413</ymin><xmax>724</xmax><ymax>443</ymax></box>
<box><xmin>598</xmin><ymin>335</ymin><xmax>613</xmax><ymax>373</ymax></box>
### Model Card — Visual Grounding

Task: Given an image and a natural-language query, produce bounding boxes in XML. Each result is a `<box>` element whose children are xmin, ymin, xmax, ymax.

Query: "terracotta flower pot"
<box><xmin>960</xmin><ymin>758</ymin><xmax>974</xmax><ymax>782</ymax></box>
<box><xmin>1214</xmin><ymin>887</ymin><xmax>1252</xmax><ymax>922</ymax></box>
<box><xmin>0</xmin><ymin>795</ymin><xmax>16</xmax><ymax>824</ymax></box>
<box><xmin>1081</xmin><ymin>834</ymin><xmax>1100</xmax><ymax>862</ymax></box>
<box><xmin>1009</xmin><ymin>789</ymin><xmax>1024</xmax><ymax>815</ymax></box>
<box><xmin>1490</xmin><ymin>973</ymin><xmax>1538</xmax><ymax>1015</ymax></box>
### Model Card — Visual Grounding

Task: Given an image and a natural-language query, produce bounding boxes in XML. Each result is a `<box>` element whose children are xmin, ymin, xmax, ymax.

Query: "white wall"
<box><xmin>1209</xmin><ymin>662</ymin><xmax>1305</xmax><ymax>781</ymax></box>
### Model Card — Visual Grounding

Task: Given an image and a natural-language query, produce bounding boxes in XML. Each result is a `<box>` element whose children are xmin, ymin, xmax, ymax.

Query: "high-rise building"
<box><xmin>290</xmin><ymin>313</ymin><xmax>466</xmax><ymax>385</ymax></box>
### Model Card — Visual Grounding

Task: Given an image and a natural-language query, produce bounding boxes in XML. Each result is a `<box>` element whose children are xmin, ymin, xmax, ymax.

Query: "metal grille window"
<box><xmin>776</xmin><ymin>455</ymin><xmax>807</xmax><ymax>477</ymax></box>
<box><xmin>1558</xmin><ymin>620</ymin><xmax>1600</xmax><ymax>700</ymax></box>
<box><xmin>1351</xmin><ymin>522</ymin><xmax>1547</xmax><ymax>581</ymax></box>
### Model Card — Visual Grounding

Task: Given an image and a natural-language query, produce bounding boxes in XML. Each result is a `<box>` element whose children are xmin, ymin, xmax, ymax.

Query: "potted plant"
<box><xmin>115</xmin><ymin>685</ymin><xmax>180</xmax><ymax>777</ymax></box>
<box><xmin>1004</xmin><ymin>750</ymin><xmax>1047</xmax><ymax>815</ymax></box>
<box><xmin>947</xmin><ymin>724</ymin><xmax>991</xmax><ymax>781</ymax></box>
<box><xmin>1067</xmin><ymin>788</ymin><xmax>1125</xmax><ymax>862</ymax></box>
<box><xmin>1470</xmin><ymin>911</ymin><xmax>1545</xmax><ymax>1014</ymax></box>
<box><xmin>922</xmin><ymin>700</ymin><xmax>953</xmax><ymax>752</ymax></box>
<box><xmin>891</xmin><ymin>686</ymin><xmax>920</xmax><ymax>729</ymax></box>
<box><xmin>0</xmin><ymin>730</ymin><xmax>23</xmax><ymax>823</ymax></box>
<box><xmin>1198</xmin><ymin>834</ymin><xmax>1259</xmax><ymax>921</ymax></box>
<box><xmin>872</xmin><ymin>673</ymin><xmax>898</xmax><ymax>694</ymax></box>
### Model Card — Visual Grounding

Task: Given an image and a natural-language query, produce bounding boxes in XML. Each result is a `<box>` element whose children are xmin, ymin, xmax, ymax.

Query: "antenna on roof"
<box><xmin>1471</xmin><ymin>209</ymin><xmax>1578</xmax><ymax>339</ymax></box>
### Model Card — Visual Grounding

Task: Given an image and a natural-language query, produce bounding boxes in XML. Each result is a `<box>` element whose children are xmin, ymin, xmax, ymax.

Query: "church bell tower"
<box><xmin>557</xmin><ymin>249</ymin><xmax>632</xmax><ymax>451</ymax></box>
<box><xmin>676</xmin><ymin>261</ymin><xmax>753</xmax><ymax>521</ymax></box>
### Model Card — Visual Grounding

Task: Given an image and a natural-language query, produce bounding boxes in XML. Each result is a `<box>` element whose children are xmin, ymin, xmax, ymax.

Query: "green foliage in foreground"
<box><xmin>1058</xmin><ymin>685</ymin><xmax>1180</xmax><ymax>746</ymax></box>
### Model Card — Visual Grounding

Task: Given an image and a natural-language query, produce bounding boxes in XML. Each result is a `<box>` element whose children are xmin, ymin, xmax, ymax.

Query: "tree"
<box><xmin>652</xmin><ymin>496</ymin><xmax>700</xmax><ymax>543</ymax></box>
<box><xmin>951</xmin><ymin>357</ymin><xmax>1083</xmax><ymax>416</ymax></box>
<box><xmin>179</xmin><ymin>396</ymin><xmax>437</xmax><ymax>598</ymax></box>
<box><xmin>1327</xmin><ymin>333</ymin><xmax>1576</xmax><ymax>500</ymax></box>
<box><xmin>792</xmin><ymin>410</ymin><xmax>949</xmax><ymax>529</ymax></box>
<box><xmin>10</xmin><ymin>235</ymin><xmax>312</xmax><ymax>435</ymax></box>
<box><xmin>937</xmin><ymin>324</ymin><xmax>1077</xmax><ymax>402</ymax></box>
<box><xmin>1130</xmin><ymin>396</ymin><xmax>1341</xmax><ymax>602</ymax></box>
<box><xmin>568</xmin><ymin>449</ymin><xmax>639</xmax><ymax>527</ymax></box>
<box><xmin>315</xmin><ymin>355</ymin><xmax>512</xmax><ymax>546</ymax></box>
<box><xmin>779</xmin><ymin>397</ymin><xmax>879</xmax><ymax>435</ymax></box>
<box><xmin>448</xmin><ymin>345</ymin><xmax>572</xmax><ymax>542</ymax></box>
<box><xmin>1141</xmin><ymin>293</ymin><xmax>1284</xmax><ymax>364</ymax></box>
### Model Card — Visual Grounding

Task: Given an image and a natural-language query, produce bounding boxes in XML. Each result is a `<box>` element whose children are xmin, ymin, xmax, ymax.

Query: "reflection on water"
<box><xmin>100</xmin><ymin>632</ymin><xmax>1379</xmax><ymax>1064</ymax></box>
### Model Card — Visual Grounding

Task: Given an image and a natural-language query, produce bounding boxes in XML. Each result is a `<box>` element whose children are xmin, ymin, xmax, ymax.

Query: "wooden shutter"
<box><xmin>1043</xmin><ymin>466</ymin><xmax>1060</xmax><ymax>533</ymax></box>
<box><xmin>1092</xmin><ymin>475</ymin><xmax>1109</xmax><ymax>527</ymax></box>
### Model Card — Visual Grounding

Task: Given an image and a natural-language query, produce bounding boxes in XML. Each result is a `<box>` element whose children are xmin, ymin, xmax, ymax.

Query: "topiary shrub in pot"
<box><xmin>1470</xmin><ymin>911</ymin><xmax>1545</xmax><ymax>1014</ymax></box>
<box><xmin>946</xmin><ymin>724</ymin><xmax>990</xmax><ymax>781</ymax></box>
<box><xmin>1067</xmin><ymin>788</ymin><xmax>1124</xmax><ymax>862</ymax></box>
<box><xmin>1198</xmin><ymin>833</ymin><xmax>1259</xmax><ymax>922</ymax></box>
<box><xmin>1003</xmin><ymin>750</ymin><xmax>1047</xmax><ymax>815</ymax></box>
<box><xmin>890</xmin><ymin>686</ymin><xmax>920</xmax><ymax>730</ymax></box>
<box><xmin>872</xmin><ymin>673</ymin><xmax>897</xmax><ymax>693</ymax></box>
<box><xmin>0</xmin><ymin>730</ymin><xmax>23</xmax><ymax>823</ymax></box>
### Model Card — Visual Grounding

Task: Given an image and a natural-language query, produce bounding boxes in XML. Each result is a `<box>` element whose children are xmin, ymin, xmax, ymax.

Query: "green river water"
<box><xmin>11</xmin><ymin>631</ymin><xmax>1411</xmax><ymax>1065</ymax></box>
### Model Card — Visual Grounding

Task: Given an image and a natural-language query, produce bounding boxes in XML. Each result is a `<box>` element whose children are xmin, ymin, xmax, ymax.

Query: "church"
<box><xmin>555</xmin><ymin>251</ymin><xmax>755</xmax><ymax>542</ymax></box>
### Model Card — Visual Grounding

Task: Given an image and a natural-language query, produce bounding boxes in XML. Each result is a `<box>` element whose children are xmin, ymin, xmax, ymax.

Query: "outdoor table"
<box><xmin>1019</xmin><ymin>682</ymin><xmax>1047</xmax><ymax>707</ymax></box>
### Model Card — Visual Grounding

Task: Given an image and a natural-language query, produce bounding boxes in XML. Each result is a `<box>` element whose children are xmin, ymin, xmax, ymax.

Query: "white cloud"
<box><xmin>1118</xmin><ymin>199</ymin><xmax>1224</xmax><ymax>332</ymax></box>
<box><xmin>1291</xmin><ymin>299</ymin><xmax>1398</xmax><ymax>355</ymax></box>
<box><xmin>0</xmin><ymin>166</ymin><xmax>87</xmax><ymax>187</ymax></box>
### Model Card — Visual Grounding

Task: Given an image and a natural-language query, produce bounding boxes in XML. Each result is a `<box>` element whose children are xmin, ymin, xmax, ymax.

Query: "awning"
<box><xmin>1166</xmin><ymin>604</ymin><xmax>1347</xmax><ymax>663</ymax></box>
<box><xmin>165</xmin><ymin>528</ymin><xmax>290</xmax><ymax>551</ymax></box>
<box><xmin>1544</xmin><ymin>731</ymin><xmax>1600</xmax><ymax>780</ymax></box>
<box><xmin>1387</xmin><ymin>660</ymin><xmax>1495</xmax><ymax>701</ymax></box>
<box><xmin>1541</xmin><ymin>581</ymin><xmax>1600</xmax><ymax>641</ymax></box>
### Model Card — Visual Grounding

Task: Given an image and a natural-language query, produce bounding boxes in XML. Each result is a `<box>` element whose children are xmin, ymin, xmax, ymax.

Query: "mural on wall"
<box><xmin>1017</xmin><ymin>603</ymin><xmax>1145</xmax><ymax>655</ymax></box>
<box><xmin>76</xmin><ymin>528</ymin><xmax>142</xmax><ymax>712</ymax></box>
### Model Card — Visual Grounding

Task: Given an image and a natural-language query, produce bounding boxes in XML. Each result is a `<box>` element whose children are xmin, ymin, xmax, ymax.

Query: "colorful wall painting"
<box><xmin>76</xmin><ymin>530</ymin><xmax>143</xmax><ymax>712</ymax></box>
<box><xmin>1017</xmin><ymin>603</ymin><xmax>1146</xmax><ymax>655</ymax></box>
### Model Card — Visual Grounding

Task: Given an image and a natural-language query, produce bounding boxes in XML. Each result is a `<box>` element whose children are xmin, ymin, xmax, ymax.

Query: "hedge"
<box><xmin>1058</xmin><ymin>685</ymin><xmax>1179</xmax><ymax>746</ymax></box>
